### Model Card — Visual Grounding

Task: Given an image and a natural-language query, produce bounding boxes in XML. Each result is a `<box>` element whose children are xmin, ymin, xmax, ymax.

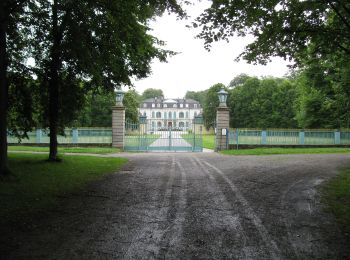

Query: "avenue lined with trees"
<box><xmin>1</xmin><ymin>0</ymin><xmax>350</xmax><ymax>170</ymax></box>
<box><xmin>1</xmin><ymin>1</ymin><xmax>350</xmax><ymax>257</ymax></box>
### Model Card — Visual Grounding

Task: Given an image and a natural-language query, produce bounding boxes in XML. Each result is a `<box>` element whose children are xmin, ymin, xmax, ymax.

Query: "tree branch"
<box><xmin>333</xmin><ymin>0</ymin><xmax>350</xmax><ymax>16</ymax></box>
<box><xmin>326</xmin><ymin>0</ymin><xmax>350</xmax><ymax>33</ymax></box>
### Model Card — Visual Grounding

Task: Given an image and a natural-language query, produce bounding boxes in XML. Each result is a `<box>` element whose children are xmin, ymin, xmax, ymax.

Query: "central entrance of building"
<box><xmin>124</xmin><ymin>118</ymin><xmax>203</xmax><ymax>152</ymax></box>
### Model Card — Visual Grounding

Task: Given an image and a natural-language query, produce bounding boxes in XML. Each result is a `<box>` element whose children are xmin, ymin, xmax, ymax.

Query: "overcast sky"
<box><xmin>131</xmin><ymin>1</ymin><xmax>291</xmax><ymax>98</ymax></box>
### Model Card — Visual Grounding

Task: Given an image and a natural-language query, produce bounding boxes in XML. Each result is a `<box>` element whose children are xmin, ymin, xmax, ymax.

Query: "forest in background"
<box><xmin>67</xmin><ymin>49</ymin><xmax>350</xmax><ymax>130</ymax></box>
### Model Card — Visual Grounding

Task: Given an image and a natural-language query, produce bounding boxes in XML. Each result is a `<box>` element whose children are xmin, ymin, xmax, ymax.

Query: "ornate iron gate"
<box><xmin>124</xmin><ymin>117</ymin><xmax>203</xmax><ymax>152</ymax></box>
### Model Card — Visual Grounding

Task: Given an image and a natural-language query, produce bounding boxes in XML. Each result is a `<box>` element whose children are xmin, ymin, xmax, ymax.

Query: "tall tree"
<box><xmin>141</xmin><ymin>88</ymin><xmax>164</xmax><ymax>100</ymax></box>
<box><xmin>124</xmin><ymin>90</ymin><xmax>141</xmax><ymax>122</ymax></box>
<box><xmin>0</xmin><ymin>0</ymin><xmax>30</xmax><ymax>175</ymax></box>
<box><xmin>194</xmin><ymin>1</ymin><xmax>350</xmax><ymax>65</ymax></box>
<box><xmin>29</xmin><ymin>0</ymin><xmax>185</xmax><ymax>161</ymax></box>
<box><xmin>228</xmin><ymin>74</ymin><xmax>250</xmax><ymax>88</ymax></box>
<box><xmin>294</xmin><ymin>48</ymin><xmax>350</xmax><ymax>128</ymax></box>
<box><xmin>185</xmin><ymin>90</ymin><xmax>207</xmax><ymax>106</ymax></box>
<box><xmin>228</xmin><ymin>77</ymin><xmax>298</xmax><ymax>128</ymax></box>
<box><xmin>76</xmin><ymin>89</ymin><xmax>140</xmax><ymax>127</ymax></box>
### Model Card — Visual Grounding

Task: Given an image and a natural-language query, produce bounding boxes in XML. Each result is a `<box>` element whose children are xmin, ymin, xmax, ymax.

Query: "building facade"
<box><xmin>138</xmin><ymin>97</ymin><xmax>202</xmax><ymax>130</ymax></box>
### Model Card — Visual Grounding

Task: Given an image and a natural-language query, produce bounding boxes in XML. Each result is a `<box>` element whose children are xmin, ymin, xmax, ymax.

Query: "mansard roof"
<box><xmin>140</xmin><ymin>97</ymin><xmax>201</xmax><ymax>109</ymax></box>
<box><xmin>141</xmin><ymin>97</ymin><xmax>200</xmax><ymax>104</ymax></box>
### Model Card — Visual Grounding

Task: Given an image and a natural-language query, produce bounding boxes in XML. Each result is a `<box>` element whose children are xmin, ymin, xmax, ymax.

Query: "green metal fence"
<box><xmin>229</xmin><ymin>129</ymin><xmax>350</xmax><ymax>146</ymax></box>
<box><xmin>7</xmin><ymin>128</ymin><xmax>112</xmax><ymax>144</ymax></box>
<box><xmin>8</xmin><ymin>127</ymin><xmax>350</xmax><ymax>148</ymax></box>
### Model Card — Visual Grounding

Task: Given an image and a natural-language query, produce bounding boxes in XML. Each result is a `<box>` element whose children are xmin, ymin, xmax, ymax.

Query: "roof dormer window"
<box><xmin>152</xmin><ymin>103</ymin><xmax>155</xmax><ymax>108</ymax></box>
<box><xmin>143</xmin><ymin>103</ymin><xmax>147</xmax><ymax>108</ymax></box>
<box><xmin>173</xmin><ymin>104</ymin><xmax>177</xmax><ymax>108</ymax></box>
<box><xmin>185</xmin><ymin>104</ymin><xmax>189</xmax><ymax>108</ymax></box>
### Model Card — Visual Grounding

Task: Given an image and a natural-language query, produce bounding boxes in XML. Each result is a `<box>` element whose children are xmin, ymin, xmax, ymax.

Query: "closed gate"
<box><xmin>124</xmin><ymin>117</ymin><xmax>203</xmax><ymax>152</ymax></box>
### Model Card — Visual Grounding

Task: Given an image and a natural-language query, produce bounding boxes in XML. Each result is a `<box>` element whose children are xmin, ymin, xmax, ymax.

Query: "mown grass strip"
<box><xmin>323</xmin><ymin>167</ymin><xmax>350</xmax><ymax>232</ymax></box>
<box><xmin>202</xmin><ymin>135</ymin><xmax>215</xmax><ymax>150</ymax></box>
<box><xmin>220</xmin><ymin>147</ymin><xmax>350</xmax><ymax>155</ymax></box>
<box><xmin>8</xmin><ymin>146</ymin><xmax>120</xmax><ymax>154</ymax></box>
<box><xmin>0</xmin><ymin>153</ymin><xmax>127</xmax><ymax>226</ymax></box>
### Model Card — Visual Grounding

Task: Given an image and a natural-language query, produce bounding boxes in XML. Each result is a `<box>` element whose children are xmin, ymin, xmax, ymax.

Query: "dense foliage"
<box><xmin>0</xmin><ymin>0</ymin><xmax>186</xmax><ymax>165</ymax></box>
<box><xmin>228</xmin><ymin>77</ymin><xmax>297</xmax><ymax>128</ymax></box>
<box><xmin>195</xmin><ymin>1</ymin><xmax>350</xmax><ymax>65</ymax></box>
<box><xmin>141</xmin><ymin>88</ymin><xmax>164</xmax><ymax>100</ymax></box>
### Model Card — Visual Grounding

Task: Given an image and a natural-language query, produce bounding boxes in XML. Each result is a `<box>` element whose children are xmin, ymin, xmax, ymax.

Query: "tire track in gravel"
<box><xmin>156</xmin><ymin>159</ymin><xmax>187</xmax><ymax>259</ymax></box>
<box><xmin>194</xmin><ymin>156</ymin><xmax>282</xmax><ymax>260</ymax></box>
<box><xmin>189</xmin><ymin>157</ymin><xmax>255</xmax><ymax>259</ymax></box>
<box><xmin>123</xmin><ymin>156</ymin><xmax>178</xmax><ymax>259</ymax></box>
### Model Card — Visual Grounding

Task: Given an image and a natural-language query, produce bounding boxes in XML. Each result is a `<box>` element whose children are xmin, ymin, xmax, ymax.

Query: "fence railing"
<box><xmin>229</xmin><ymin>129</ymin><xmax>350</xmax><ymax>146</ymax></box>
<box><xmin>7</xmin><ymin>128</ymin><xmax>112</xmax><ymax>144</ymax></box>
<box><xmin>8</xmin><ymin>127</ymin><xmax>350</xmax><ymax>147</ymax></box>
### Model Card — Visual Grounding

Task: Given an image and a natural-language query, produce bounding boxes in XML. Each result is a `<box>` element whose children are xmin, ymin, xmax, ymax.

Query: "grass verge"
<box><xmin>0</xmin><ymin>153</ymin><xmax>127</xmax><ymax>226</ymax></box>
<box><xmin>8</xmin><ymin>146</ymin><xmax>120</xmax><ymax>154</ymax></box>
<box><xmin>202</xmin><ymin>135</ymin><xmax>215</xmax><ymax>150</ymax></box>
<box><xmin>220</xmin><ymin>147</ymin><xmax>350</xmax><ymax>156</ymax></box>
<box><xmin>323</xmin><ymin>167</ymin><xmax>350</xmax><ymax>232</ymax></box>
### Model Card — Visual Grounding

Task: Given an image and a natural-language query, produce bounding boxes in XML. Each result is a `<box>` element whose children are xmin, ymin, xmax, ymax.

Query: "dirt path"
<box><xmin>3</xmin><ymin>153</ymin><xmax>350</xmax><ymax>259</ymax></box>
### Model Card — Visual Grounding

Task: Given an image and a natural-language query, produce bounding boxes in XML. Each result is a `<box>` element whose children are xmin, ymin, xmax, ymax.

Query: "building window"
<box><xmin>169</xmin><ymin>111</ymin><xmax>172</xmax><ymax>119</ymax></box>
<box><xmin>164</xmin><ymin>104</ymin><xmax>167</xmax><ymax>108</ymax></box>
<box><xmin>164</xmin><ymin>112</ymin><xmax>167</xmax><ymax>119</ymax></box>
<box><xmin>173</xmin><ymin>104</ymin><xmax>177</xmax><ymax>108</ymax></box>
<box><xmin>152</xmin><ymin>121</ymin><xmax>155</xmax><ymax>129</ymax></box>
<box><xmin>152</xmin><ymin>103</ymin><xmax>155</xmax><ymax>108</ymax></box>
<box><xmin>186</xmin><ymin>111</ymin><xmax>189</xmax><ymax>118</ymax></box>
<box><xmin>173</xmin><ymin>112</ymin><xmax>176</xmax><ymax>118</ymax></box>
<box><xmin>157</xmin><ymin>103</ymin><xmax>161</xmax><ymax>108</ymax></box>
<box><xmin>194</xmin><ymin>104</ymin><xmax>197</xmax><ymax>108</ymax></box>
<box><xmin>180</xmin><ymin>104</ymin><xmax>183</xmax><ymax>108</ymax></box>
<box><xmin>186</xmin><ymin>122</ymin><xmax>189</xmax><ymax>128</ymax></box>
<box><xmin>156</xmin><ymin>112</ymin><xmax>161</xmax><ymax>118</ymax></box>
<box><xmin>152</xmin><ymin>111</ymin><xmax>155</xmax><ymax>118</ymax></box>
<box><xmin>179</xmin><ymin>122</ymin><xmax>185</xmax><ymax>128</ymax></box>
<box><xmin>185</xmin><ymin>104</ymin><xmax>189</xmax><ymax>108</ymax></box>
<box><xmin>179</xmin><ymin>112</ymin><xmax>184</xmax><ymax>118</ymax></box>
<box><xmin>157</xmin><ymin>121</ymin><xmax>162</xmax><ymax>128</ymax></box>
<box><xmin>143</xmin><ymin>103</ymin><xmax>147</xmax><ymax>108</ymax></box>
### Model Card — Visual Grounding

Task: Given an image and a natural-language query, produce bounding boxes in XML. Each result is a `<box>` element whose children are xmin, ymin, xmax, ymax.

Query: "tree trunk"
<box><xmin>0</xmin><ymin>9</ymin><xmax>9</xmax><ymax>175</ymax></box>
<box><xmin>48</xmin><ymin>0</ymin><xmax>61</xmax><ymax>161</ymax></box>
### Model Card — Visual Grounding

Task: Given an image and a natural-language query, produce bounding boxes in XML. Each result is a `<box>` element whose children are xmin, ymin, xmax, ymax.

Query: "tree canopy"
<box><xmin>0</xmin><ymin>0</ymin><xmax>187</xmax><ymax>173</ymax></box>
<box><xmin>195</xmin><ymin>1</ymin><xmax>350</xmax><ymax>65</ymax></box>
<box><xmin>141</xmin><ymin>88</ymin><xmax>164</xmax><ymax>100</ymax></box>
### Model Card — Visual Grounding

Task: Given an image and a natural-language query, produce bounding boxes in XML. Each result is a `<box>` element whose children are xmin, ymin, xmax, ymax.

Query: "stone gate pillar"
<box><xmin>215</xmin><ymin>89</ymin><xmax>229</xmax><ymax>151</ymax></box>
<box><xmin>112</xmin><ymin>90</ymin><xmax>125</xmax><ymax>149</ymax></box>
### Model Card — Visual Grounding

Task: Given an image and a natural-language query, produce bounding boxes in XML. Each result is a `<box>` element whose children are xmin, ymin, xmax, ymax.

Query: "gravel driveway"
<box><xmin>4</xmin><ymin>153</ymin><xmax>350</xmax><ymax>259</ymax></box>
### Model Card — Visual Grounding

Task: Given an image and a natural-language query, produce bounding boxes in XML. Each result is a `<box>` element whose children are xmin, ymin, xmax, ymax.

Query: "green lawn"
<box><xmin>323</xmin><ymin>166</ymin><xmax>350</xmax><ymax>232</ymax></box>
<box><xmin>203</xmin><ymin>135</ymin><xmax>215</xmax><ymax>150</ymax></box>
<box><xmin>0</xmin><ymin>153</ymin><xmax>127</xmax><ymax>226</ymax></box>
<box><xmin>221</xmin><ymin>147</ymin><xmax>350</xmax><ymax>155</ymax></box>
<box><xmin>124</xmin><ymin>134</ymin><xmax>160</xmax><ymax>148</ymax></box>
<box><xmin>8</xmin><ymin>146</ymin><xmax>120</xmax><ymax>154</ymax></box>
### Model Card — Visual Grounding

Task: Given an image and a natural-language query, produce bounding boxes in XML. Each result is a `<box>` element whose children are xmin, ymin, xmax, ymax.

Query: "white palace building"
<box><xmin>139</xmin><ymin>97</ymin><xmax>202</xmax><ymax>130</ymax></box>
